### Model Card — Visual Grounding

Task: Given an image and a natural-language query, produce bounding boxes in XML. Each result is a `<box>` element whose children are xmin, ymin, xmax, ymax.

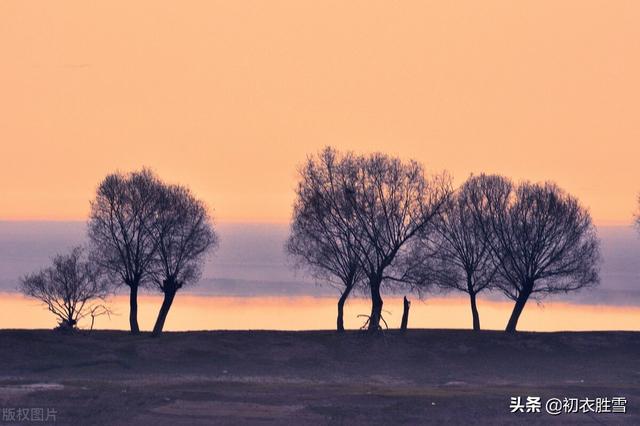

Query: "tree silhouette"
<box><xmin>287</xmin><ymin>148</ymin><xmax>365</xmax><ymax>332</ymax></box>
<box><xmin>20</xmin><ymin>247</ymin><xmax>109</xmax><ymax>331</ymax></box>
<box><xmin>88</xmin><ymin>169</ymin><xmax>162</xmax><ymax>334</ymax></box>
<box><xmin>343</xmin><ymin>153</ymin><xmax>452</xmax><ymax>331</ymax></box>
<box><xmin>147</xmin><ymin>184</ymin><xmax>218</xmax><ymax>337</ymax></box>
<box><xmin>411</xmin><ymin>175</ymin><xmax>500</xmax><ymax>331</ymax></box>
<box><xmin>635</xmin><ymin>193</ymin><xmax>640</xmax><ymax>230</ymax></box>
<box><xmin>472</xmin><ymin>176</ymin><xmax>601</xmax><ymax>332</ymax></box>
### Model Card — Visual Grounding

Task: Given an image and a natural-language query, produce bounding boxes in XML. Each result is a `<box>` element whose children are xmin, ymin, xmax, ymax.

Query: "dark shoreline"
<box><xmin>0</xmin><ymin>329</ymin><xmax>638</xmax><ymax>424</ymax></box>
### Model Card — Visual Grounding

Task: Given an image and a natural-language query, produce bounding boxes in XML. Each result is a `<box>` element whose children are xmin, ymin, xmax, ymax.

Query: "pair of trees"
<box><xmin>288</xmin><ymin>148</ymin><xmax>601</xmax><ymax>333</ymax></box>
<box><xmin>415</xmin><ymin>175</ymin><xmax>600</xmax><ymax>332</ymax></box>
<box><xmin>88</xmin><ymin>169</ymin><xmax>218</xmax><ymax>336</ymax></box>
<box><xmin>287</xmin><ymin>147</ymin><xmax>452</xmax><ymax>332</ymax></box>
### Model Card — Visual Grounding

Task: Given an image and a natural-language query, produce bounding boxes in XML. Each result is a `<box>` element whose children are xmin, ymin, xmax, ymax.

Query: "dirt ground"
<box><xmin>0</xmin><ymin>329</ymin><xmax>638</xmax><ymax>425</ymax></box>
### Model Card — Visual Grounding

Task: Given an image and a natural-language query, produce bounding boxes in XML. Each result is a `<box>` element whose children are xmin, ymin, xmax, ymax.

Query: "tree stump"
<box><xmin>400</xmin><ymin>296</ymin><xmax>411</xmax><ymax>332</ymax></box>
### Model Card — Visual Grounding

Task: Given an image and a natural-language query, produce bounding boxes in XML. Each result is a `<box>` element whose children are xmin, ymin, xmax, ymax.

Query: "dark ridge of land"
<box><xmin>0</xmin><ymin>329</ymin><xmax>638</xmax><ymax>425</ymax></box>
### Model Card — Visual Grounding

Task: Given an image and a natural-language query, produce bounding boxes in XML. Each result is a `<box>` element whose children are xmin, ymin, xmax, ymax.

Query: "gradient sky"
<box><xmin>1</xmin><ymin>1</ymin><xmax>639</xmax><ymax>224</ymax></box>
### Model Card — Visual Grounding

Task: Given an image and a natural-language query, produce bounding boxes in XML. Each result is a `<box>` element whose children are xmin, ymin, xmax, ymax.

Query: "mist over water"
<box><xmin>0</xmin><ymin>221</ymin><xmax>638</xmax><ymax>305</ymax></box>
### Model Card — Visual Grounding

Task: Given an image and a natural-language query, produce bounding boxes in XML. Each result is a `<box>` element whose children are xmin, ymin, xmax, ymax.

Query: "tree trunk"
<box><xmin>368</xmin><ymin>279</ymin><xmax>383</xmax><ymax>331</ymax></box>
<box><xmin>336</xmin><ymin>284</ymin><xmax>353</xmax><ymax>332</ymax></box>
<box><xmin>57</xmin><ymin>318</ymin><xmax>76</xmax><ymax>332</ymax></box>
<box><xmin>400</xmin><ymin>296</ymin><xmax>410</xmax><ymax>331</ymax></box>
<box><xmin>152</xmin><ymin>289</ymin><xmax>176</xmax><ymax>337</ymax></box>
<box><xmin>129</xmin><ymin>284</ymin><xmax>140</xmax><ymax>334</ymax></box>
<box><xmin>505</xmin><ymin>289</ymin><xmax>531</xmax><ymax>333</ymax></box>
<box><xmin>469</xmin><ymin>292</ymin><xmax>480</xmax><ymax>331</ymax></box>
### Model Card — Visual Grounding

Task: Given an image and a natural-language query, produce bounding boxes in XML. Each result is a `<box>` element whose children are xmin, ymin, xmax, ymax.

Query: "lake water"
<box><xmin>1</xmin><ymin>293</ymin><xmax>639</xmax><ymax>332</ymax></box>
<box><xmin>0</xmin><ymin>222</ymin><xmax>639</xmax><ymax>331</ymax></box>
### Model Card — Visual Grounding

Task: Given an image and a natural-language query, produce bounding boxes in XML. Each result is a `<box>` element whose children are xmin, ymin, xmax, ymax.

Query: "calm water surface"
<box><xmin>1</xmin><ymin>222</ymin><xmax>639</xmax><ymax>331</ymax></box>
<box><xmin>1</xmin><ymin>293</ymin><xmax>638</xmax><ymax>332</ymax></box>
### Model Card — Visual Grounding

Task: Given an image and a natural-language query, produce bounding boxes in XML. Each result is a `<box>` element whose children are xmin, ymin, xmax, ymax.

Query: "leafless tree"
<box><xmin>20</xmin><ymin>247</ymin><xmax>110</xmax><ymax>331</ymax></box>
<box><xmin>87</xmin><ymin>304</ymin><xmax>113</xmax><ymax>333</ymax></box>
<box><xmin>147</xmin><ymin>184</ymin><xmax>218</xmax><ymax>337</ymax></box>
<box><xmin>344</xmin><ymin>153</ymin><xmax>452</xmax><ymax>331</ymax></box>
<box><xmin>473</xmin><ymin>176</ymin><xmax>601</xmax><ymax>332</ymax></box>
<box><xmin>287</xmin><ymin>148</ymin><xmax>366</xmax><ymax>332</ymax></box>
<box><xmin>88</xmin><ymin>169</ymin><xmax>162</xmax><ymax>334</ymax></box>
<box><xmin>412</xmin><ymin>175</ymin><xmax>500</xmax><ymax>331</ymax></box>
<box><xmin>635</xmin><ymin>193</ymin><xmax>640</xmax><ymax>230</ymax></box>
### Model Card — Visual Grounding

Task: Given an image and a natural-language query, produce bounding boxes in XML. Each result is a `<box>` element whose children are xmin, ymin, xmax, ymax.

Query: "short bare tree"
<box><xmin>287</xmin><ymin>148</ymin><xmax>365</xmax><ymax>332</ymax></box>
<box><xmin>88</xmin><ymin>169</ymin><xmax>162</xmax><ymax>334</ymax></box>
<box><xmin>20</xmin><ymin>247</ymin><xmax>110</xmax><ymax>331</ymax></box>
<box><xmin>474</xmin><ymin>177</ymin><xmax>601</xmax><ymax>332</ymax></box>
<box><xmin>147</xmin><ymin>184</ymin><xmax>218</xmax><ymax>337</ymax></box>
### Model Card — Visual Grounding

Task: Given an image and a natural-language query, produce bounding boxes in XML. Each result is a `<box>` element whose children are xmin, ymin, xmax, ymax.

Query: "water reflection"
<box><xmin>1</xmin><ymin>292</ymin><xmax>638</xmax><ymax>332</ymax></box>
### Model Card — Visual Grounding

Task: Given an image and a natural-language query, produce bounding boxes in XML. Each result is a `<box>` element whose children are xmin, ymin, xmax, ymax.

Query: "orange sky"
<box><xmin>1</xmin><ymin>1</ymin><xmax>639</xmax><ymax>224</ymax></box>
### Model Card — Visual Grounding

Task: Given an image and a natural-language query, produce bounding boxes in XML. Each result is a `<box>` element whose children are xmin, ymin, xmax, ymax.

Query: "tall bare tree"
<box><xmin>287</xmin><ymin>148</ymin><xmax>365</xmax><ymax>332</ymax></box>
<box><xmin>344</xmin><ymin>153</ymin><xmax>452</xmax><ymax>331</ymax></box>
<box><xmin>20</xmin><ymin>247</ymin><xmax>110</xmax><ymax>331</ymax></box>
<box><xmin>88</xmin><ymin>169</ymin><xmax>162</xmax><ymax>334</ymax></box>
<box><xmin>474</xmin><ymin>177</ymin><xmax>601</xmax><ymax>332</ymax></box>
<box><xmin>147</xmin><ymin>184</ymin><xmax>218</xmax><ymax>337</ymax></box>
<box><xmin>416</xmin><ymin>175</ymin><xmax>500</xmax><ymax>331</ymax></box>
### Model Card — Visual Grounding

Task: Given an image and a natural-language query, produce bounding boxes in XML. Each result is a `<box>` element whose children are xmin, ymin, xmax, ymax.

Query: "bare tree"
<box><xmin>474</xmin><ymin>177</ymin><xmax>601</xmax><ymax>332</ymax></box>
<box><xmin>415</xmin><ymin>175</ymin><xmax>500</xmax><ymax>331</ymax></box>
<box><xmin>344</xmin><ymin>153</ymin><xmax>452</xmax><ymax>331</ymax></box>
<box><xmin>88</xmin><ymin>169</ymin><xmax>162</xmax><ymax>334</ymax></box>
<box><xmin>147</xmin><ymin>184</ymin><xmax>218</xmax><ymax>337</ymax></box>
<box><xmin>287</xmin><ymin>148</ymin><xmax>365</xmax><ymax>332</ymax></box>
<box><xmin>20</xmin><ymin>247</ymin><xmax>110</xmax><ymax>331</ymax></box>
<box><xmin>636</xmin><ymin>193</ymin><xmax>640</xmax><ymax>230</ymax></box>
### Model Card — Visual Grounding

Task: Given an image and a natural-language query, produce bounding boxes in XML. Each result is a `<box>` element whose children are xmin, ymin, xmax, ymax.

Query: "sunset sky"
<box><xmin>1</xmin><ymin>1</ymin><xmax>639</xmax><ymax>224</ymax></box>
